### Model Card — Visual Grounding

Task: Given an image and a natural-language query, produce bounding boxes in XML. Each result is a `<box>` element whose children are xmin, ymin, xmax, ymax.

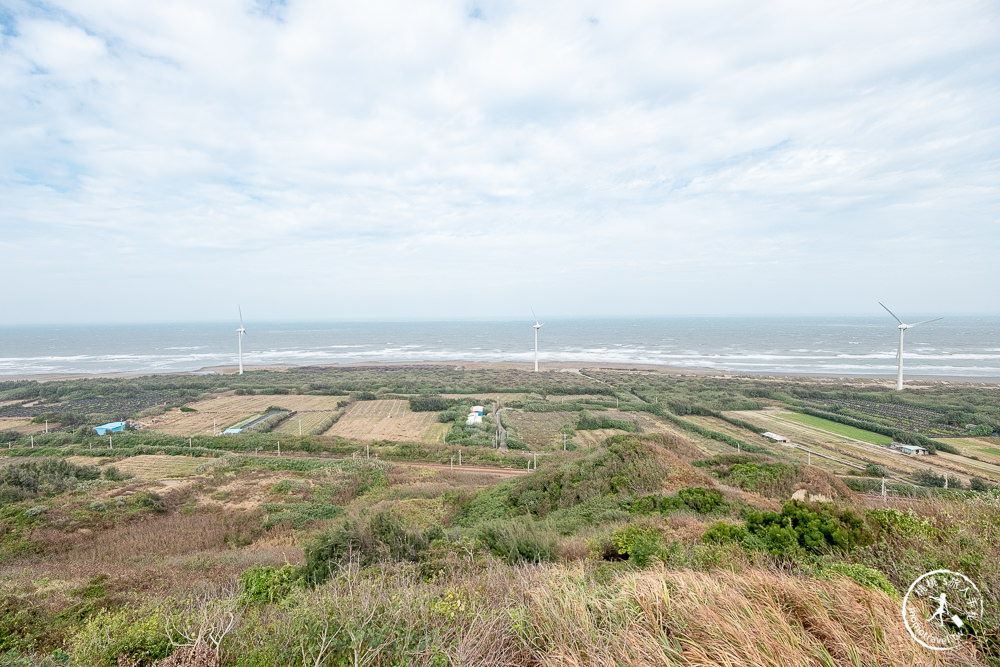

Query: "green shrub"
<box><xmin>300</xmin><ymin>512</ymin><xmax>436</xmax><ymax>584</ymax></box>
<box><xmin>238</xmin><ymin>564</ymin><xmax>298</xmax><ymax>605</ymax></box>
<box><xmin>67</xmin><ymin>607</ymin><xmax>171</xmax><ymax>666</ymax></box>
<box><xmin>726</xmin><ymin>462</ymin><xmax>797</xmax><ymax>494</ymax></box>
<box><xmin>409</xmin><ymin>396</ymin><xmax>458</xmax><ymax>412</ymax></box>
<box><xmin>677</xmin><ymin>487</ymin><xmax>725</xmax><ymax>514</ymax></box>
<box><xmin>476</xmin><ymin>520</ymin><xmax>557</xmax><ymax>564</ymax></box>
<box><xmin>824</xmin><ymin>562</ymin><xmax>895</xmax><ymax>596</ymax></box>
<box><xmin>864</xmin><ymin>464</ymin><xmax>887</xmax><ymax>477</ymax></box>
<box><xmin>704</xmin><ymin>501</ymin><xmax>870</xmax><ymax>555</ymax></box>
<box><xmin>702</xmin><ymin>520</ymin><xmax>748</xmax><ymax>544</ymax></box>
<box><xmin>127</xmin><ymin>492</ymin><xmax>165</xmax><ymax>514</ymax></box>
<box><xmin>747</xmin><ymin>501</ymin><xmax>870</xmax><ymax>554</ymax></box>
<box><xmin>970</xmin><ymin>477</ymin><xmax>993</xmax><ymax>492</ymax></box>
<box><xmin>913</xmin><ymin>468</ymin><xmax>946</xmax><ymax>487</ymax></box>
<box><xmin>261</xmin><ymin>502</ymin><xmax>343</xmax><ymax>528</ymax></box>
<box><xmin>630</xmin><ymin>495</ymin><xmax>659</xmax><ymax>515</ymax></box>
<box><xmin>0</xmin><ymin>459</ymin><xmax>100</xmax><ymax>500</ymax></box>
<box><xmin>611</xmin><ymin>524</ymin><xmax>665</xmax><ymax>567</ymax></box>
<box><xmin>102</xmin><ymin>466</ymin><xmax>132</xmax><ymax>481</ymax></box>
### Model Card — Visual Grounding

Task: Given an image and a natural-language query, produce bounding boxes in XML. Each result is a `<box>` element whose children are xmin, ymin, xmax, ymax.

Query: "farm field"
<box><xmin>937</xmin><ymin>437</ymin><xmax>1000</xmax><ymax>466</ymax></box>
<box><xmin>272</xmin><ymin>412</ymin><xmax>333</xmax><ymax>436</ymax></box>
<box><xmin>421</xmin><ymin>422</ymin><xmax>450</xmax><ymax>444</ymax></box>
<box><xmin>142</xmin><ymin>393</ymin><xmax>348</xmax><ymax>435</ymax></box>
<box><xmin>440</xmin><ymin>393</ymin><xmax>529</xmax><ymax>403</ymax></box>
<box><xmin>0</xmin><ymin>417</ymin><xmax>53</xmax><ymax>435</ymax></box>
<box><xmin>544</xmin><ymin>394</ymin><xmax>617</xmax><ymax>404</ymax></box>
<box><xmin>326</xmin><ymin>400</ymin><xmax>439</xmax><ymax>442</ymax></box>
<box><xmin>778</xmin><ymin>412</ymin><xmax>894</xmax><ymax>445</ymax></box>
<box><xmin>503</xmin><ymin>411</ymin><xmax>576</xmax><ymax>447</ymax></box>
<box><xmin>730</xmin><ymin>410</ymin><xmax>1000</xmax><ymax>486</ymax></box>
<box><xmin>681</xmin><ymin>415</ymin><xmax>763</xmax><ymax>442</ymax></box>
<box><xmin>66</xmin><ymin>454</ymin><xmax>206</xmax><ymax>479</ymax></box>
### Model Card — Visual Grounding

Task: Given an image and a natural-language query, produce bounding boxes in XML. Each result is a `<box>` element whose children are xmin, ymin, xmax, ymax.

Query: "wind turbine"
<box><xmin>531</xmin><ymin>309</ymin><xmax>543</xmax><ymax>372</ymax></box>
<box><xmin>879</xmin><ymin>302</ymin><xmax>941</xmax><ymax>391</ymax></box>
<box><xmin>236</xmin><ymin>307</ymin><xmax>247</xmax><ymax>375</ymax></box>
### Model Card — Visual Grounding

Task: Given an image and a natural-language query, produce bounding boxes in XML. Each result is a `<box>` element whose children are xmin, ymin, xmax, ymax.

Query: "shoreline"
<box><xmin>1</xmin><ymin>360</ymin><xmax>999</xmax><ymax>386</ymax></box>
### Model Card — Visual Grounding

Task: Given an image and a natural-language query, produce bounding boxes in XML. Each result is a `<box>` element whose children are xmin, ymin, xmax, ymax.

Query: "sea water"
<box><xmin>0</xmin><ymin>317</ymin><xmax>997</xmax><ymax>377</ymax></box>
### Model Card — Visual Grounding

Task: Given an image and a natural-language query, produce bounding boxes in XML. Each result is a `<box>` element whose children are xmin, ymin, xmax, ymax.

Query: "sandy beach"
<box><xmin>2</xmin><ymin>360</ymin><xmax>999</xmax><ymax>386</ymax></box>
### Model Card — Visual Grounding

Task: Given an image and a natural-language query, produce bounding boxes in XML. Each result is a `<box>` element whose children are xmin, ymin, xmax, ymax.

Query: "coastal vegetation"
<box><xmin>1</xmin><ymin>366</ymin><xmax>998</xmax><ymax>665</ymax></box>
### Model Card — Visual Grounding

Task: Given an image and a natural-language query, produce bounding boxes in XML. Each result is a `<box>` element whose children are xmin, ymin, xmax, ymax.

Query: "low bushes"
<box><xmin>629</xmin><ymin>487</ymin><xmax>728</xmax><ymax>516</ymax></box>
<box><xmin>703</xmin><ymin>500</ymin><xmax>871</xmax><ymax>555</ymax></box>
<box><xmin>0</xmin><ymin>458</ymin><xmax>101</xmax><ymax>502</ymax></box>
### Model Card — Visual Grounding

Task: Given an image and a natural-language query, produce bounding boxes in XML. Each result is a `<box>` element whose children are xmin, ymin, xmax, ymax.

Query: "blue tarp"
<box><xmin>94</xmin><ymin>421</ymin><xmax>126</xmax><ymax>435</ymax></box>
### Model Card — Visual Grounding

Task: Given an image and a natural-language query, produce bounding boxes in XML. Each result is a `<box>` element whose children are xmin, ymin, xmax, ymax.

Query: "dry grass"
<box><xmin>573</xmin><ymin>428</ymin><xmax>629</xmax><ymax>448</ymax></box>
<box><xmin>0</xmin><ymin>417</ymin><xmax>53</xmax><ymax>435</ymax></box>
<box><xmin>325</xmin><ymin>400</ymin><xmax>439</xmax><ymax>441</ymax></box>
<box><xmin>520</xmin><ymin>565</ymin><xmax>983</xmax><ymax>666</ymax></box>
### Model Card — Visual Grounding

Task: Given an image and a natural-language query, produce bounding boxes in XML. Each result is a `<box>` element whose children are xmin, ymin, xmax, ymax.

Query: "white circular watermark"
<box><xmin>902</xmin><ymin>569</ymin><xmax>983</xmax><ymax>651</ymax></box>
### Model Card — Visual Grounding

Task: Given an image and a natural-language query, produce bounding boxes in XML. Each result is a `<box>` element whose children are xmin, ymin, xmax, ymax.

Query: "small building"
<box><xmin>222</xmin><ymin>427</ymin><xmax>243</xmax><ymax>435</ymax></box>
<box><xmin>761</xmin><ymin>432</ymin><xmax>789</xmax><ymax>443</ymax></box>
<box><xmin>466</xmin><ymin>413</ymin><xmax>483</xmax><ymax>425</ymax></box>
<box><xmin>94</xmin><ymin>421</ymin><xmax>126</xmax><ymax>436</ymax></box>
<box><xmin>897</xmin><ymin>444</ymin><xmax>929</xmax><ymax>456</ymax></box>
<box><xmin>471</xmin><ymin>406</ymin><xmax>484</xmax><ymax>416</ymax></box>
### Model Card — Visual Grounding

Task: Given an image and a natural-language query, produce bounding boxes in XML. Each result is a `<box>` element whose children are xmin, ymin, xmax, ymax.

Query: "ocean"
<box><xmin>0</xmin><ymin>317</ymin><xmax>998</xmax><ymax>378</ymax></box>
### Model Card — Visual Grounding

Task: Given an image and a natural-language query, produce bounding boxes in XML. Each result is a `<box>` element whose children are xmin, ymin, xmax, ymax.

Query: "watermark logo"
<box><xmin>903</xmin><ymin>569</ymin><xmax>983</xmax><ymax>651</ymax></box>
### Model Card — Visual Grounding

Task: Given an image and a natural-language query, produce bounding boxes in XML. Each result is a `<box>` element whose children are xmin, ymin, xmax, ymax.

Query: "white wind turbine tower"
<box><xmin>879</xmin><ymin>302</ymin><xmax>942</xmax><ymax>391</ymax></box>
<box><xmin>531</xmin><ymin>309</ymin><xmax>544</xmax><ymax>372</ymax></box>
<box><xmin>236</xmin><ymin>307</ymin><xmax>247</xmax><ymax>375</ymax></box>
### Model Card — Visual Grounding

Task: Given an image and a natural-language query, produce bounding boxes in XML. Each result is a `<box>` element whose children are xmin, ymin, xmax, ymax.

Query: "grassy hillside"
<box><xmin>1</xmin><ymin>368</ymin><xmax>998</xmax><ymax>665</ymax></box>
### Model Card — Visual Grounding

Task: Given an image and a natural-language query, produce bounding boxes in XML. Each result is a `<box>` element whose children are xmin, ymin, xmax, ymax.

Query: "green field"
<box><xmin>778</xmin><ymin>413</ymin><xmax>894</xmax><ymax>445</ymax></box>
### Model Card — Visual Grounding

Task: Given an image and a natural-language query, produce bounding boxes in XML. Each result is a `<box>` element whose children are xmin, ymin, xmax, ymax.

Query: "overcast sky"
<box><xmin>1</xmin><ymin>0</ymin><xmax>998</xmax><ymax>324</ymax></box>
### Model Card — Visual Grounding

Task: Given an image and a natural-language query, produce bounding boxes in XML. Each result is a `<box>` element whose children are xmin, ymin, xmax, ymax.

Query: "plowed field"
<box><xmin>326</xmin><ymin>400</ymin><xmax>440</xmax><ymax>442</ymax></box>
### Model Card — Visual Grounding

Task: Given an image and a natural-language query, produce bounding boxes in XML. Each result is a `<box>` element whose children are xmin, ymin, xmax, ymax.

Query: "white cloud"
<box><xmin>0</xmin><ymin>0</ymin><xmax>997</xmax><ymax>323</ymax></box>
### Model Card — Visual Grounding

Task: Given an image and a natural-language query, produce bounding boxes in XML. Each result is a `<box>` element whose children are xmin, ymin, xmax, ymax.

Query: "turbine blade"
<box><xmin>239</xmin><ymin>306</ymin><xmax>244</xmax><ymax>328</ymax></box>
<box><xmin>909</xmin><ymin>317</ymin><xmax>943</xmax><ymax>328</ymax></box>
<box><xmin>531</xmin><ymin>307</ymin><xmax>538</xmax><ymax>325</ymax></box>
<box><xmin>879</xmin><ymin>301</ymin><xmax>903</xmax><ymax>325</ymax></box>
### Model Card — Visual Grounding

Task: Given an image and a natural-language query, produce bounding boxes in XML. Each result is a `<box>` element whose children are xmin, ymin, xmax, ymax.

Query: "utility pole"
<box><xmin>533</xmin><ymin>452</ymin><xmax>537</xmax><ymax>469</ymax></box>
<box><xmin>277</xmin><ymin>440</ymin><xmax>281</xmax><ymax>456</ymax></box>
<box><xmin>807</xmin><ymin>453</ymin><xmax>811</xmax><ymax>465</ymax></box>
<box><xmin>944</xmin><ymin>473</ymin><xmax>948</xmax><ymax>490</ymax></box>
<box><xmin>213</xmin><ymin>419</ymin><xmax>217</xmax><ymax>435</ymax></box>
<box><xmin>45</xmin><ymin>420</ymin><xmax>48</xmax><ymax>433</ymax></box>
<box><xmin>366</xmin><ymin>444</ymin><xmax>370</xmax><ymax>460</ymax></box>
<box><xmin>881</xmin><ymin>477</ymin><xmax>886</xmax><ymax>499</ymax></box>
<box><xmin>30</xmin><ymin>435</ymin><xmax>34</xmax><ymax>448</ymax></box>
<box><xmin>563</xmin><ymin>433</ymin><xmax>567</xmax><ymax>450</ymax></box>
<box><xmin>109</xmin><ymin>435</ymin><xmax>113</xmax><ymax>450</ymax></box>
<box><xmin>458</xmin><ymin>449</ymin><xmax>462</xmax><ymax>466</ymax></box>
<box><xmin>189</xmin><ymin>437</ymin><xmax>192</xmax><ymax>449</ymax></box>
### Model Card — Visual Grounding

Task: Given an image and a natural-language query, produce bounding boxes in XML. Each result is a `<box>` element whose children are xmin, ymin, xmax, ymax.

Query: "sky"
<box><xmin>1</xmin><ymin>0</ymin><xmax>998</xmax><ymax>324</ymax></box>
